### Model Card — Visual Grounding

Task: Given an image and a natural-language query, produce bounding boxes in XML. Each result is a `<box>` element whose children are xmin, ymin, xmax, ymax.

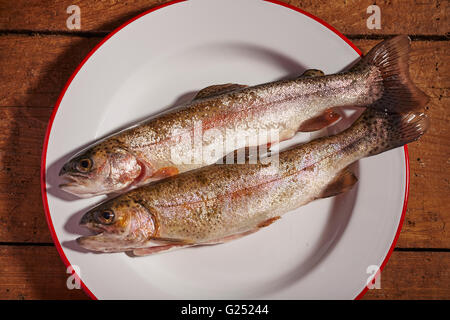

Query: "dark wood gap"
<box><xmin>0</xmin><ymin>29</ymin><xmax>108</xmax><ymax>37</ymax></box>
<box><xmin>0</xmin><ymin>242</ymin><xmax>449</xmax><ymax>253</ymax></box>
<box><xmin>0</xmin><ymin>242</ymin><xmax>54</xmax><ymax>247</ymax></box>
<box><xmin>345</xmin><ymin>34</ymin><xmax>449</xmax><ymax>41</ymax></box>
<box><xmin>0</xmin><ymin>105</ymin><xmax>55</xmax><ymax>109</ymax></box>
<box><xmin>394</xmin><ymin>248</ymin><xmax>450</xmax><ymax>253</ymax></box>
<box><xmin>0</xmin><ymin>30</ymin><xmax>448</xmax><ymax>42</ymax></box>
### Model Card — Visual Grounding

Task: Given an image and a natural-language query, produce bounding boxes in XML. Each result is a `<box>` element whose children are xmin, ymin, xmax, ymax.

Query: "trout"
<box><xmin>59</xmin><ymin>36</ymin><xmax>427</xmax><ymax>198</ymax></box>
<box><xmin>76</xmin><ymin>40</ymin><xmax>429</xmax><ymax>255</ymax></box>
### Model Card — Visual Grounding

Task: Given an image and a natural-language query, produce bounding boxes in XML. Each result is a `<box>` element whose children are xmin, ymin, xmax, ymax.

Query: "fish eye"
<box><xmin>96</xmin><ymin>210</ymin><xmax>115</xmax><ymax>224</ymax></box>
<box><xmin>76</xmin><ymin>158</ymin><xmax>93</xmax><ymax>172</ymax></box>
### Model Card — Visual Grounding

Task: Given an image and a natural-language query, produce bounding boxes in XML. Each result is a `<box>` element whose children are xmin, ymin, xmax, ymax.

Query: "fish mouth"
<box><xmin>78</xmin><ymin>218</ymin><xmax>124</xmax><ymax>252</ymax></box>
<box><xmin>59</xmin><ymin>173</ymin><xmax>85</xmax><ymax>184</ymax></box>
<box><xmin>76</xmin><ymin>233</ymin><xmax>109</xmax><ymax>252</ymax></box>
<box><xmin>77</xmin><ymin>220</ymin><xmax>114</xmax><ymax>251</ymax></box>
<box><xmin>78</xmin><ymin>214</ymin><xmax>145</xmax><ymax>253</ymax></box>
<box><xmin>59</xmin><ymin>173</ymin><xmax>104</xmax><ymax>198</ymax></box>
<box><xmin>76</xmin><ymin>233</ymin><xmax>134</xmax><ymax>253</ymax></box>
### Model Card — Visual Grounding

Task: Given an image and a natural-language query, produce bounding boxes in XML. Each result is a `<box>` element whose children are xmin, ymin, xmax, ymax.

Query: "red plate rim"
<box><xmin>40</xmin><ymin>0</ymin><xmax>409</xmax><ymax>300</ymax></box>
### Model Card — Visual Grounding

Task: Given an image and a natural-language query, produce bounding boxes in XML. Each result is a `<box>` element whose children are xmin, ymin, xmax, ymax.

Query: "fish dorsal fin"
<box><xmin>319</xmin><ymin>167</ymin><xmax>358</xmax><ymax>199</ymax></box>
<box><xmin>298</xmin><ymin>108</ymin><xmax>341</xmax><ymax>132</ymax></box>
<box><xmin>301</xmin><ymin>69</ymin><xmax>325</xmax><ymax>78</ymax></box>
<box><xmin>193</xmin><ymin>83</ymin><xmax>248</xmax><ymax>100</ymax></box>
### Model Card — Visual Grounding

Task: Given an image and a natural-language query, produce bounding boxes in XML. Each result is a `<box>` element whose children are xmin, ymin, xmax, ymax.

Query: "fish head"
<box><xmin>59</xmin><ymin>143</ymin><xmax>142</xmax><ymax>197</ymax></box>
<box><xmin>77</xmin><ymin>197</ymin><xmax>157</xmax><ymax>252</ymax></box>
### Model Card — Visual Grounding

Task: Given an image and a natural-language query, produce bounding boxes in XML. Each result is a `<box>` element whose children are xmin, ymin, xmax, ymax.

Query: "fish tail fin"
<box><xmin>351</xmin><ymin>35</ymin><xmax>429</xmax><ymax>113</ymax></box>
<box><xmin>359</xmin><ymin>108</ymin><xmax>429</xmax><ymax>157</ymax></box>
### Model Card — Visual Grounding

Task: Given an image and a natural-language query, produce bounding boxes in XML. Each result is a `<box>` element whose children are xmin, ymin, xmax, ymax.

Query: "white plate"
<box><xmin>42</xmin><ymin>0</ymin><xmax>408</xmax><ymax>299</ymax></box>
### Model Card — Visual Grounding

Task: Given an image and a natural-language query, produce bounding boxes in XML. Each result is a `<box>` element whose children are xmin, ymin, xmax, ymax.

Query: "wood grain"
<box><xmin>0</xmin><ymin>107</ymin><xmax>53</xmax><ymax>243</ymax></box>
<box><xmin>0</xmin><ymin>0</ymin><xmax>447</xmax><ymax>35</ymax></box>
<box><xmin>363</xmin><ymin>251</ymin><xmax>450</xmax><ymax>299</ymax></box>
<box><xmin>284</xmin><ymin>0</ymin><xmax>448</xmax><ymax>36</ymax></box>
<box><xmin>0</xmin><ymin>246</ymin><xmax>447</xmax><ymax>299</ymax></box>
<box><xmin>0</xmin><ymin>0</ymin><xmax>448</xmax><ymax>300</ymax></box>
<box><xmin>0</xmin><ymin>36</ymin><xmax>448</xmax><ymax>248</ymax></box>
<box><xmin>0</xmin><ymin>35</ymin><xmax>100</xmax><ymax>107</ymax></box>
<box><xmin>0</xmin><ymin>246</ymin><xmax>88</xmax><ymax>299</ymax></box>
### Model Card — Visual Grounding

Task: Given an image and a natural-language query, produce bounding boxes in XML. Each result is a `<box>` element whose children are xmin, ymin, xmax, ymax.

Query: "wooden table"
<box><xmin>0</xmin><ymin>0</ymin><xmax>448</xmax><ymax>300</ymax></box>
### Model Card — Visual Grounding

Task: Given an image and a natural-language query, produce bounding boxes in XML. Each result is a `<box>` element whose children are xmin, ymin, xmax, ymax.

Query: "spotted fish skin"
<box><xmin>59</xmin><ymin>36</ymin><xmax>427</xmax><ymax>198</ymax></box>
<box><xmin>76</xmin><ymin>104</ymin><xmax>428</xmax><ymax>254</ymax></box>
<box><xmin>58</xmin><ymin>71</ymin><xmax>368</xmax><ymax>197</ymax></box>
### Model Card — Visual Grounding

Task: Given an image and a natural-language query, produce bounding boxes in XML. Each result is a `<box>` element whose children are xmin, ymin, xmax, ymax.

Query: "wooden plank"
<box><xmin>0</xmin><ymin>36</ymin><xmax>448</xmax><ymax>248</ymax></box>
<box><xmin>0</xmin><ymin>246</ymin><xmax>447</xmax><ymax>299</ymax></box>
<box><xmin>0</xmin><ymin>0</ymin><xmax>447</xmax><ymax>35</ymax></box>
<box><xmin>363</xmin><ymin>251</ymin><xmax>450</xmax><ymax>299</ymax></box>
<box><xmin>0</xmin><ymin>0</ymin><xmax>166</xmax><ymax>33</ymax></box>
<box><xmin>0</xmin><ymin>107</ymin><xmax>53</xmax><ymax>243</ymax></box>
<box><xmin>0</xmin><ymin>245</ymin><xmax>88</xmax><ymax>299</ymax></box>
<box><xmin>286</xmin><ymin>0</ymin><xmax>448</xmax><ymax>36</ymax></box>
<box><xmin>0</xmin><ymin>35</ymin><xmax>101</xmax><ymax>107</ymax></box>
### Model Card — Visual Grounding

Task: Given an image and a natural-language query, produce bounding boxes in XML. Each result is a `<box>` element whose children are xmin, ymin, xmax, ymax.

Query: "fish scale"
<box><xmin>59</xmin><ymin>42</ymin><xmax>392</xmax><ymax>198</ymax></box>
<box><xmin>77</xmin><ymin>104</ymin><xmax>428</xmax><ymax>254</ymax></box>
<box><xmin>74</xmin><ymin>36</ymin><xmax>430</xmax><ymax>254</ymax></box>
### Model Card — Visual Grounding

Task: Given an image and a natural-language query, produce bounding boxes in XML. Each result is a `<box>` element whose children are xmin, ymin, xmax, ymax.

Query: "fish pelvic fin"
<box><xmin>297</xmin><ymin>69</ymin><xmax>342</xmax><ymax>132</ymax></box>
<box><xmin>297</xmin><ymin>108</ymin><xmax>341</xmax><ymax>132</ymax></box>
<box><xmin>319</xmin><ymin>166</ymin><xmax>357</xmax><ymax>199</ymax></box>
<box><xmin>352</xmin><ymin>35</ymin><xmax>429</xmax><ymax>113</ymax></box>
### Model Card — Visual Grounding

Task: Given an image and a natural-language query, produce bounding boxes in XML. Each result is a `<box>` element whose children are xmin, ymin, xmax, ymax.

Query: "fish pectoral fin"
<box><xmin>297</xmin><ymin>108</ymin><xmax>341</xmax><ymax>132</ymax></box>
<box><xmin>151</xmin><ymin>166</ymin><xmax>179</xmax><ymax>180</ymax></box>
<box><xmin>257</xmin><ymin>216</ymin><xmax>281</xmax><ymax>228</ymax></box>
<box><xmin>132</xmin><ymin>243</ymin><xmax>194</xmax><ymax>256</ymax></box>
<box><xmin>193</xmin><ymin>83</ymin><xmax>248</xmax><ymax>100</ymax></box>
<box><xmin>301</xmin><ymin>69</ymin><xmax>325</xmax><ymax>78</ymax></box>
<box><xmin>319</xmin><ymin>167</ymin><xmax>358</xmax><ymax>199</ymax></box>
